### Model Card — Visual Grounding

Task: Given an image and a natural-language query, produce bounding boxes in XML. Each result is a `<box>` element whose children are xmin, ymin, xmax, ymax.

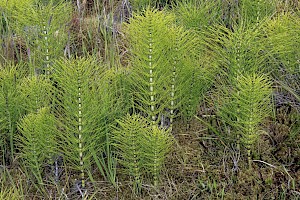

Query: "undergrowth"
<box><xmin>0</xmin><ymin>0</ymin><xmax>299</xmax><ymax>199</ymax></box>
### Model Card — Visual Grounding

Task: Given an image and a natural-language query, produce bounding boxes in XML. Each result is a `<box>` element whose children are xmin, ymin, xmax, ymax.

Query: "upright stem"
<box><xmin>170</xmin><ymin>37</ymin><xmax>179</xmax><ymax>130</ymax></box>
<box><xmin>78</xmin><ymin>78</ymin><xmax>84</xmax><ymax>188</ymax></box>
<box><xmin>149</xmin><ymin>29</ymin><xmax>155</xmax><ymax>128</ymax></box>
<box><xmin>5</xmin><ymin>96</ymin><xmax>14</xmax><ymax>162</ymax></box>
<box><xmin>247</xmin><ymin>148</ymin><xmax>252</xmax><ymax>169</ymax></box>
<box><xmin>43</xmin><ymin>24</ymin><xmax>50</xmax><ymax>76</ymax></box>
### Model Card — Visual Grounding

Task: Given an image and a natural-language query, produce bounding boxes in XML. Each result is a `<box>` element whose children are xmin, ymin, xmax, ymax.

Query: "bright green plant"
<box><xmin>240</xmin><ymin>0</ymin><xmax>277</xmax><ymax>24</ymax></box>
<box><xmin>125</xmin><ymin>9</ymin><xmax>174</xmax><ymax>126</ymax></box>
<box><xmin>0</xmin><ymin>65</ymin><xmax>26</xmax><ymax>164</ymax></box>
<box><xmin>1</xmin><ymin>0</ymin><xmax>71</xmax><ymax>75</ymax></box>
<box><xmin>176</xmin><ymin>0</ymin><xmax>221</xmax><ymax>31</ymax></box>
<box><xmin>207</xmin><ymin>22</ymin><xmax>270</xmax><ymax>83</ymax></box>
<box><xmin>91</xmin><ymin>69</ymin><xmax>130</xmax><ymax>187</ymax></box>
<box><xmin>52</xmin><ymin>57</ymin><xmax>116</xmax><ymax>189</ymax></box>
<box><xmin>265</xmin><ymin>12</ymin><xmax>300</xmax><ymax>85</ymax></box>
<box><xmin>218</xmin><ymin>0</ymin><xmax>277</xmax><ymax>29</ymax></box>
<box><xmin>131</xmin><ymin>0</ymin><xmax>179</xmax><ymax>11</ymax></box>
<box><xmin>217</xmin><ymin>73</ymin><xmax>272</xmax><ymax>168</ymax></box>
<box><xmin>17</xmin><ymin>107</ymin><xmax>57</xmax><ymax>185</ymax></box>
<box><xmin>126</xmin><ymin>8</ymin><xmax>204</xmax><ymax>127</ymax></box>
<box><xmin>168</xmin><ymin>25</ymin><xmax>211</xmax><ymax>124</ymax></box>
<box><xmin>141</xmin><ymin>126</ymin><xmax>173</xmax><ymax>187</ymax></box>
<box><xmin>113</xmin><ymin>114</ymin><xmax>173</xmax><ymax>191</ymax></box>
<box><xmin>18</xmin><ymin>76</ymin><xmax>53</xmax><ymax>113</ymax></box>
<box><xmin>113</xmin><ymin>114</ymin><xmax>146</xmax><ymax>193</ymax></box>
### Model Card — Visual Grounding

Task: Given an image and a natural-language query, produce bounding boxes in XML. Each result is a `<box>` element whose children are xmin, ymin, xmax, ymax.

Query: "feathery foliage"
<box><xmin>241</xmin><ymin>0</ymin><xmax>277</xmax><ymax>24</ymax></box>
<box><xmin>125</xmin><ymin>9</ymin><xmax>174</xmax><ymax>126</ymax></box>
<box><xmin>18</xmin><ymin>76</ymin><xmax>53</xmax><ymax>113</ymax></box>
<box><xmin>113</xmin><ymin>114</ymin><xmax>146</xmax><ymax>193</ymax></box>
<box><xmin>176</xmin><ymin>0</ymin><xmax>221</xmax><ymax>31</ymax></box>
<box><xmin>141</xmin><ymin>126</ymin><xmax>173</xmax><ymax>187</ymax></box>
<box><xmin>17</xmin><ymin>107</ymin><xmax>57</xmax><ymax>185</ymax></box>
<box><xmin>52</xmin><ymin>57</ymin><xmax>111</xmax><ymax>188</ymax></box>
<box><xmin>113</xmin><ymin>114</ymin><xmax>173</xmax><ymax>190</ymax></box>
<box><xmin>217</xmin><ymin>73</ymin><xmax>272</xmax><ymax>167</ymax></box>
<box><xmin>0</xmin><ymin>65</ymin><xmax>26</xmax><ymax>163</ymax></box>
<box><xmin>206</xmin><ymin>21</ymin><xmax>270</xmax><ymax>86</ymax></box>
<box><xmin>1</xmin><ymin>0</ymin><xmax>71</xmax><ymax>74</ymax></box>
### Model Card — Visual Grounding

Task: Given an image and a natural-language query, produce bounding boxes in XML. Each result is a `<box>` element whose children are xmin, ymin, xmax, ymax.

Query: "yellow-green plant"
<box><xmin>141</xmin><ymin>126</ymin><xmax>173</xmax><ymax>187</ymax></box>
<box><xmin>17</xmin><ymin>107</ymin><xmax>57</xmax><ymax>185</ymax></box>
<box><xmin>0</xmin><ymin>65</ymin><xmax>26</xmax><ymax>163</ymax></box>
<box><xmin>113</xmin><ymin>114</ymin><xmax>173</xmax><ymax>192</ymax></box>
<box><xmin>126</xmin><ymin>8</ymin><xmax>203</xmax><ymax>127</ymax></box>
<box><xmin>217</xmin><ymin>73</ymin><xmax>272</xmax><ymax>168</ymax></box>
<box><xmin>207</xmin><ymin>21</ymin><xmax>270</xmax><ymax>84</ymax></box>
<box><xmin>240</xmin><ymin>0</ymin><xmax>277</xmax><ymax>24</ymax></box>
<box><xmin>1</xmin><ymin>0</ymin><xmax>71</xmax><ymax>75</ymax></box>
<box><xmin>113</xmin><ymin>114</ymin><xmax>146</xmax><ymax>193</ymax></box>
<box><xmin>168</xmin><ymin>26</ymin><xmax>208</xmax><ymax>124</ymax></box>
<box><xmin>125</xmin><ymin>9</ymin><xmax>174</xmax><ymax>126</ymax></box>
<box><xmin>18</xmin><ymin>76</ymin><xmax>53</xmax><ymax>113</ymax></box>
<box><xmin>176</xmin><ymin>0</ymin><xmax>221</xmax><ymax>31</ymax></box>
<box><xmin>52</xmin><ymin>57</ymin><xmax>117</xmax><ymax>189</ymax></box>
<box><xmin>265</xmin><ymin>13</ymin><xmax>300</xmax><ymax>99</ymax></box>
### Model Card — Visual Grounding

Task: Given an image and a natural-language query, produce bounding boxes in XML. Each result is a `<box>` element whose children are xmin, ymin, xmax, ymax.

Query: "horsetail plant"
<box><xmin>217</xmin><ymin>73</ymin><xmax>272</xmax><ymax>168</ymax></box>
<box><xmin>113</xmin><ymin>114</ymin><xmax>146</xmax><ymax>194</ymax></box>
<box><xmin>113</xmin><ymin>114</ymin><xmax>173</xmax><ymax>191</ymax></box>
<box><xmin>206</xmin><ymin>20</ymin><xmax>271</xmax><ymax>150</ymax></box>
<box><xmin>17</xmin><ymin>107</ymin><xmax>57</xmax><ymax>186</ymax></box>
<box><xmin>125</xmin><ymin>8</ymin><xmax>174</xmax><ymax>127</ymax></box>
<box><xmin>168</xmin><ymin>26</ymin><xmax>202</xmax><ymax>127</ymax></box>
<box><xmin>1</xmin><ymin>0</ymin><xmax>71</xmax><ymax>75</ymax></box>
<box><xmin>18</xmin><ymin>76</ymin><xmax>53</xmax><ymax>113</ymax></box>
<box><xmin>0</xmin><ymin>65</ymin><xmax>26</xmax><ymax>164</ymax></box>
<box><xmin>52</xmin><ymin>57</ymin><xmax>111</xmax><ymax>190</ymax></box>
<box><xmin>141</xmin><ymin>126</ymin><xmax>173</xmax><ymax>187</ymax></box>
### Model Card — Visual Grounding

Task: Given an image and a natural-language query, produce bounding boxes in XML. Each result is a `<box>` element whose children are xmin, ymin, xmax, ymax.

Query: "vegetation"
<box><xmin>0</xmin><ymin>0</ymin><xmax>299</xmax><ymax>199</ymax></box>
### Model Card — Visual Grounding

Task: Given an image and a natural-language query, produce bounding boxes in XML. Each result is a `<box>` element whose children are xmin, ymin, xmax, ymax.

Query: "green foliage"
<box><xmin>217</xmin><ymin>73</ymin><xmax>272</xmax><ymax>166</ymax></box>
<box><xmin>131</xmin><ymin>0</ymin><xmax>179</xmax><ymax>11</ymax></box>
<box><xmin>52</xmin><ymin>57</ymin><xmax>119</xmax><ymax>188</ymax></box>
<box><xmin>176</xmin><ymin>0</ymin><xmax>221</xmax><ymax>31</ymax></box>
<box><xmin>241</xmin><ymin>0</ymin><xmax>277</xmax><ymax>24</ymax></box>
<box><xmin>265</xmin><ymin>13</ymin><xmax>300</xmax><ymax>75</ymax></box>
<box><xmin>0</xmin><ymin>65</ymin><xmax>26</xmax><ymax>163</ymax></box>
<box><xmin>174</xmin><ymin>29</ymin><xmax>216</xmax><ymax>122</ymax></box>
<box><xmin>17</xmin><ymin>107</ymin><xmax>57</xmax><ymax>185</ymax></box>
<box><xmin>113</xmin><ymin>114</ymin><xmax>146</xmax><ymax>192</ymax></box>
<box><xmin>0</xmin><ymin>0</ymin><xmax>299</xmax><ymax>198</ymax></box>
<box><xmin>126</xmin><ymin>8</ymin><xmax>206</xmax><ymax>125</ymax></box>
<box><xmin>141</xmin><ymin>126</ymin><xmax>173</xmax><ymax>187</ymax></box>
<box><xmin>206</xmin><ymin>22</ymin><xmax>270</xmax><ymax>85</ymax></box>
<box><xmin>113</xmin><ymin>114</ymin><xmax>173</xmax><ymax>191</ymax></box>
<box><xmin>1</xmin><ymin>0</ymin><xmax>71</xmax><ymax>74</ymax></box>
<box><xmin>18</xmin><ymin>76</ymin><xmax>53</xmax><ymax>113</ymax></box>
<box><xmin>125</xmin><ymin>9</ymin><xmax>174</xmax><ymax>125</ymax></box>
<box><xmin>218</xmin><ymin>0</ymin><xmax>277</xmax><ymax>29</ymax></box>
